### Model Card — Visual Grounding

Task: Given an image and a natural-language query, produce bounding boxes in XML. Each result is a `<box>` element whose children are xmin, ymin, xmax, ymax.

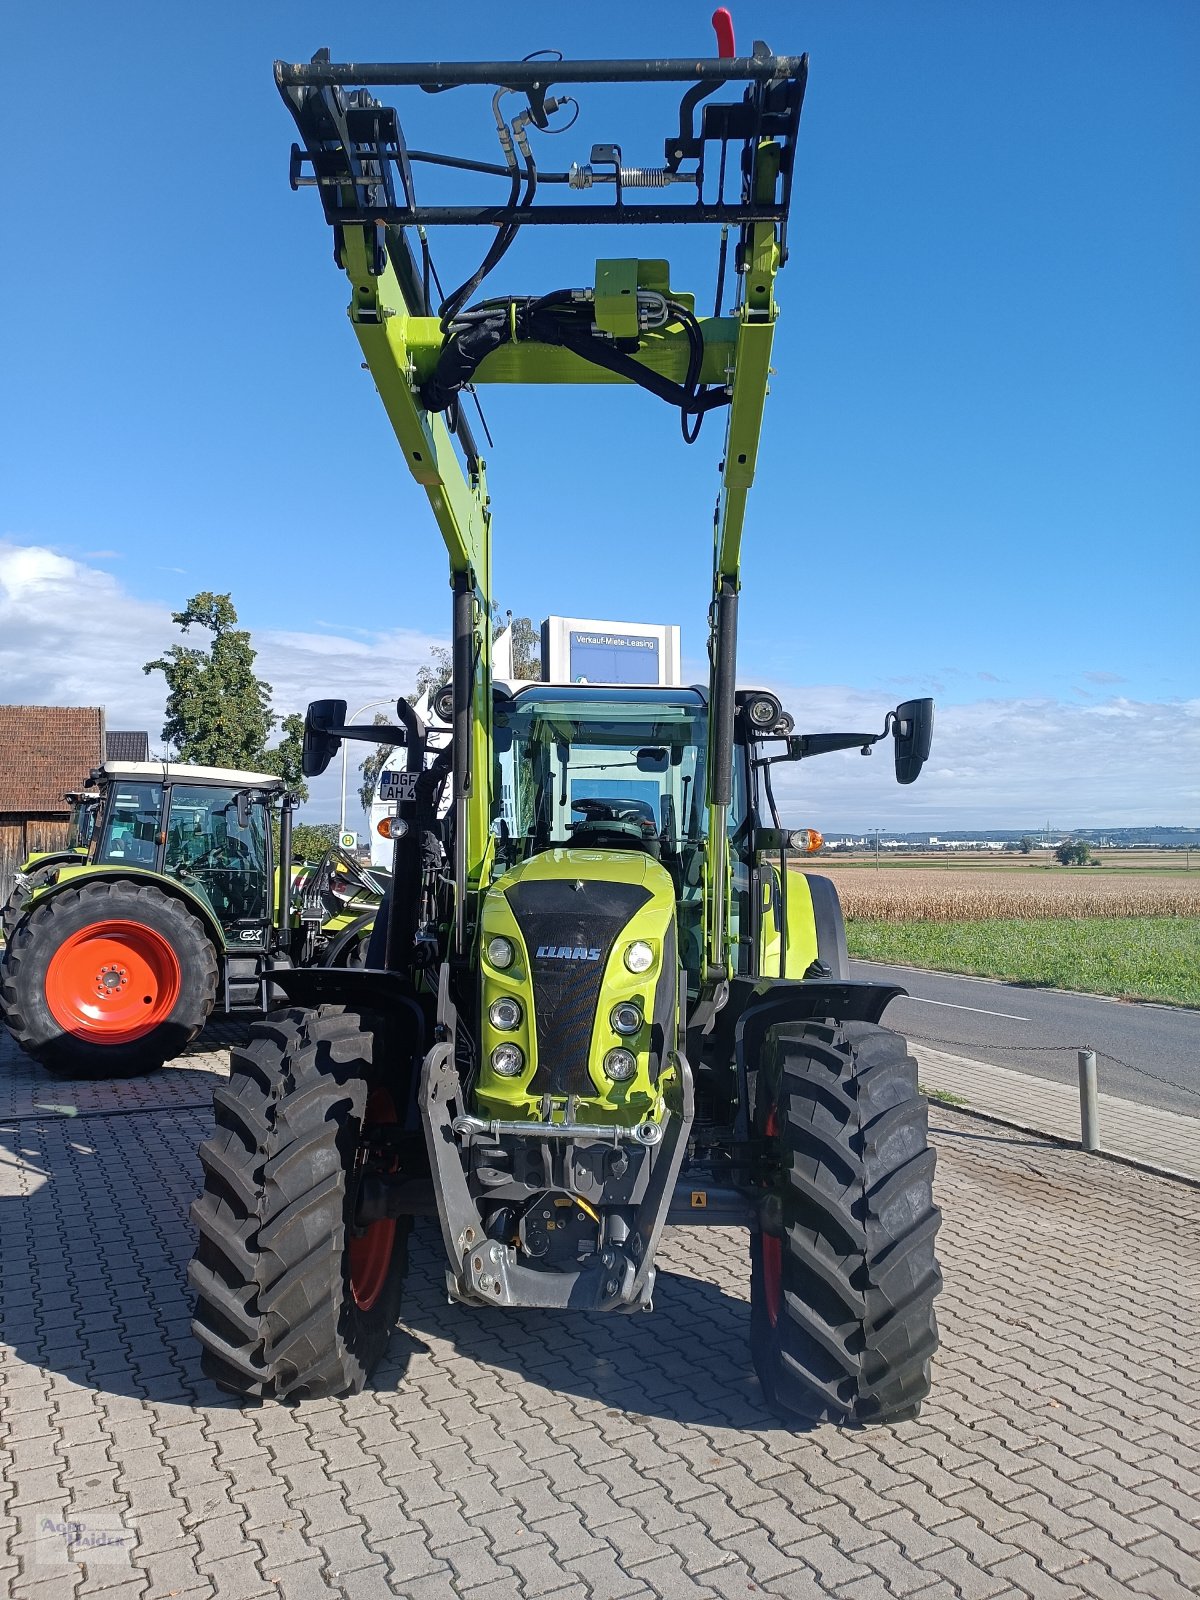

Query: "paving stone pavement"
<box><xmin>911</xmin><ymin>1047</ymin><xmax>1200</xmax><ymax>1185</ymax></box>
<box><xmin>1</xmin><ymin>1026</ymin><xmax>1198</xmax><ymax>1599</ymax></box>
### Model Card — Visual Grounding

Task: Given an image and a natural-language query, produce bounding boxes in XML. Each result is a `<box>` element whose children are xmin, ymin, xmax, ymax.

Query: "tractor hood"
<box><xmin>476</xmin><ymin>848</ymin><xmax>679</xmax><ymax>1117</ymax></box>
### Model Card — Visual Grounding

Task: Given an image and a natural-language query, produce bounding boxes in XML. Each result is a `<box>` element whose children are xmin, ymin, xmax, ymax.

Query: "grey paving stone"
<box><xmin>2</xmin><ymin>1034</ymin><xmax>1199</xmax><ymax>1600</ymax></box>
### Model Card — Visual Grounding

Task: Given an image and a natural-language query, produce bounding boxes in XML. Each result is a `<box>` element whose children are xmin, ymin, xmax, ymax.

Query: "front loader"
<box><xmin>190</xmin><ymin>19</ymin><xmax>942</xmax><ymax>1426</ymax></box>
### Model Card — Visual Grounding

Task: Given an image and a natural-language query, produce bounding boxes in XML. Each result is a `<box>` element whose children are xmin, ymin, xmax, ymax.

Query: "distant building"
<box><xmin>0</xmin><ymin>704</ymin><xmax>105</xmax><ymax>903</ymax></box>
<box><xmin>106</xmin><ymin>730</ymin><xmax>150</xmax><ymax>762</ymax></box>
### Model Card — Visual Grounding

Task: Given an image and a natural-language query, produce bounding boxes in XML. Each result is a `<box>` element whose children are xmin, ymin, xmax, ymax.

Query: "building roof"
<box><xmin>106</xmin><ymin>730</ymin><xmax>150</xmax><ymax>762</ymax></box>
<box><xmin>0</xmin><ymin>705</ymin><xmax>105</xmax><ymax>815</ymax></box>
<box><xmin>101</xmin><ymin>760</ymin><xmax>285</xmax><ymax>791</ymax></box>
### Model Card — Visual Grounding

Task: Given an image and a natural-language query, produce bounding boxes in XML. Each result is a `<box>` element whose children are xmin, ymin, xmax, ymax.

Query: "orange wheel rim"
<box><xmin>350</xmin><ymin>1087</ymin><xmax>398</xmax><ymax>1311</ymax></box>
<box><xmin>762</xmin><ymin>1108</ymin><xmax>783</xmax><ymax>1327</ymax></box>
<box><xmin>45</xmin><ymin>919</ymin><xmax>181</xmax><ymax>1045</ymax></box>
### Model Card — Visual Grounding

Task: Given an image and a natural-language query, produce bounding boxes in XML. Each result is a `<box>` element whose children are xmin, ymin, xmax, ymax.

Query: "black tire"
<box><xmin>2</xmin><ymin>868</ymin><xmax>48</xmax><ymax>946</ymax></box>
<box><xmin>0</xmin><ymin>878</ymin><xmax>218</xmax><ymax>1077</ymax></box>
<box><xmin>189</xmin><ymin>1005</ymin><xmax>410</xmax><ymax>1400</ymax></box>
<box><xmin>750</xmin><ymin>1020</ymin><xmax>941</xmax><ymax>1425</ymax></box>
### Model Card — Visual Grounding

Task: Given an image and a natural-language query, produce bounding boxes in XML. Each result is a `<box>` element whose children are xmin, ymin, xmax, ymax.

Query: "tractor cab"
<box><xmin>65</xmin><ymin>788</ymin><xmax>102</xmax><ymax>851</ymax></box>
<box><xmin>92</xmin><ymin>762</ymin><xmax>283</xmax><ymax>945</ymax></box>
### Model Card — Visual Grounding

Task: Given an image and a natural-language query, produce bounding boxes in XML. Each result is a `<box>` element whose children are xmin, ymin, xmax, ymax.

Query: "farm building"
<box><xmin>105</xmin><ymin>729</ymin><xmax>150</xmax><ymax>762</ymax></box>
<box><xmin>0</xmin><ymin>704</ymin><xmax>106</xmax><ymax>906</ymax></box>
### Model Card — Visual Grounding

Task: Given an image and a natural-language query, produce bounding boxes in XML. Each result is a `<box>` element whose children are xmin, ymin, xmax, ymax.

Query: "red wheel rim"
<box><xmin>45</xmin><ymin>919</ymin><xmax>181</xmax><ymax>1044</ymax></box>
<box><xmin>349</xmin><ymin>1088</ymin><xmax>398</xmax><ymax>1311</ymax></box>
<box><xmin>762</xmin><ymin>1108</ymin><xmax>783</xmax><ymax>1327</ymax></box>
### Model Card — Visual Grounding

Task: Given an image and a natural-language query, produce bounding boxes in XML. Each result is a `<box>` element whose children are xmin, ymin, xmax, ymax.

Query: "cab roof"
<box><xmin>100</xmin><ymin>761</ymin><xmax>285</xmax><ymax>790</ymax></box>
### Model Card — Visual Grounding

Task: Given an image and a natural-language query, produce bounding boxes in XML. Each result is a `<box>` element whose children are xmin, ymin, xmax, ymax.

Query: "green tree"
<box><xmin>144</xmin><ymin>592</ymin><xmax>274</xmax><ymax>769</ymax></box>
<box><xmin>271</xmin><ymin>818</ymin><xmax>339</xmax><ymax>865</ymax></box>
<box><xmin>260</xmin><ymin>712</ymin><xmax>309</xmax><ymax>801</ymax></box>
<box><xmin>291</xmin><ymin>821</ymin><xmax>339</xmax><ymax>862</ymax></box>
<box><xmin>415</xmin><ymin>644</ymin><xmax>453</xmax><ymax>700</ymax></box>
<box><xmin>357</xmin><ymin>643</ymin><xmax>455</xmax><ymax>810</ymax></box>
<box><xmin>1018</xmin><ymin>836</ymin><xmax>1035</xmax><ymax>854</ymax></box>
<box><xmin>358</xmin><ymin>712</ymin><xmax>393</xmax><ymax>813</ymax></box>
<box><xmin>1054</xmin><ymin>838</ymin><xmax>1092</xmax><ymax>866</ymax></box>
<box><xmin>510</xmin><ymin>615</ymin><xmax>542</xmax><ymax>680</ymax></box>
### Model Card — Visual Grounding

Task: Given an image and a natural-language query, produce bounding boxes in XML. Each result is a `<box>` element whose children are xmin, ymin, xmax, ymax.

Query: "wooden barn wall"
<box><xmin>0</xmin><ymin>817</ymin><xmax>72</xmax><ymax>911</ymax></box>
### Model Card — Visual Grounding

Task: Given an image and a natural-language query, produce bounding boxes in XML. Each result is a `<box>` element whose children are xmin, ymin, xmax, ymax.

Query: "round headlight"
<box><xmin>491</xmin><ymin>1043</ymin><xmax>525</xmax><ymax>1077</ymax></box>
<box><xmin>623</xmin><ymin>940</ymin><xmax>654</xmax><ymax>974</ymax></box>
<box><xmin>610</xmin><ymin>1002</ymin><xmax>642</xmax><ymax>1036</ymax></box>
<box><xmin>747</xmin><ymin>694</ymin><xmax>782</xmax><ymax>728</ymax></box>
<box><xmin>489</xmin><ymin>996</ymin><xmax>522</xmax><ymax>1030</ymax></box>
<box><xmin>432</xmin><ymin>683</ymin><xmax>455</xmax><ymax>723</ymax></box>
<box><xmin>486</xmin><ymin>936</ymin><xmax>515</xmax><ymax>969</ymax></box>
<box><xmin>604</xmin><ymin>1048</ymin><xmax>637</xmax><ymax>1083</ymax></box>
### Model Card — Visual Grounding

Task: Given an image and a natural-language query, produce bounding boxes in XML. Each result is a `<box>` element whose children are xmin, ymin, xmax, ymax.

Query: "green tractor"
<box><xmin>189</xmin><ymin>28</ymin><xmax>942</xmax><ymax>1427</ymax></box>
<box><xmin>2</xmin><ymin>784</ymin><xmax>103</xmax><ymax>945</ymax></box>
<box><xmin>1</xmin><ymin>760</ymin><xmax>383</xmax><ymax>1076</ymax></box>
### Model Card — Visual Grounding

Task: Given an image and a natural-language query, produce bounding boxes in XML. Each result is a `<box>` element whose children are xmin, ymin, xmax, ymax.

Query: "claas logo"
<box><xmin>536</xmin><ymin>945</ymin><xmax>602</xmax><ymax>962</ymax></box>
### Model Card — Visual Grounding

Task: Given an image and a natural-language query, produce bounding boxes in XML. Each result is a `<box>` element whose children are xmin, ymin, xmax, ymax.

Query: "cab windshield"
<box><xmin>494</xmin><ymin>689</ymin><xmax>709</xmax><ymax>869</ymax></box>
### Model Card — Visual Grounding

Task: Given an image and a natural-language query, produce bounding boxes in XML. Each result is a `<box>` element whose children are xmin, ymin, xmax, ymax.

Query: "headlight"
<box><xmin>623</xmin><ymin>940</ymin><xmax>654</xmax><ymax>974</ymax></box>
<box><xmin>486</xmin><ymin>935</ymin><xmax>515</xmax><ymax>969</ymax></box>
<box><xmin>491</xmin><ymin>1043</ymin><xmax>525</xmax><ymax>1077</ymax></box>
<box><xmin>489</xmin><ymin>996</ymin><xmax>522</xmax><ymax>1030</ymax></box>
<box><xmin>746</xmin><ymin>693</ymin><xmax>783</xmax><ymax>729</ymax></box>
<box><xmin>610</xmin><ymin>1002</ymin><xmax>642</xmax><ymax>1036</ymax></box>
<box><xmin>604</xmin><ymin>1048</ymin><xmax>637</xmax><ymax>1083</ymax></box>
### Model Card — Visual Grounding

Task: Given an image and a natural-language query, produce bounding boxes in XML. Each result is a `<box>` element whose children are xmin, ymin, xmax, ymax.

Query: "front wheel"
<box><xmin>189</xmin><ymin>1005</ymin><xmax>410</xmax><ymax>1400</ymax></box>
<box><xmin>750</xmin><ymin>1020</ymin><xmax>941</xmax><ymax>1425</ymax></box>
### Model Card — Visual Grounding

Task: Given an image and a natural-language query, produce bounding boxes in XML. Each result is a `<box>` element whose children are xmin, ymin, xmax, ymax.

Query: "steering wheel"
<box><xmin>569</xmin><ymin>797</ymin><xmax>658</xmax><ymax>842</ymax></box>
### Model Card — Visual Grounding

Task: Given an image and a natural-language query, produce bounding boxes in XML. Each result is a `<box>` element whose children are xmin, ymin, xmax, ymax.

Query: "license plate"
<box><xmin>379</xmin><ymin>769</ymin><xmax>418</xmax><ymax>803</ymax></box>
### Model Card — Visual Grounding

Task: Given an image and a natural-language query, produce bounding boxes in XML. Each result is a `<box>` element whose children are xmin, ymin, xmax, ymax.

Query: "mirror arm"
<box><xmin>317</xmin><ymin>722</ymin><xmax>408</xmax><ymax>748</ymax></box>
<box><xmin>760</xmin><ymin>728</ymin><xmax>886</xmax><ymax>764</ymax></box>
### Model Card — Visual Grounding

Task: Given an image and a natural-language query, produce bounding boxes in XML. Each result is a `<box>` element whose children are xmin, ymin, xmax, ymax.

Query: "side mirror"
<box><xmin>235</xmin><ymin>790</ymin><xmax>251</xmax><ymax>830</ymax></box>
<box><xmin>893</xmin><ymin>698</ymin><xmax>934</xmax><ymax>784</ymax></box>
<box><xmin>302</xmin><ymin>698</ymin><xmax>346</xmax><ymax>778</ymax></box>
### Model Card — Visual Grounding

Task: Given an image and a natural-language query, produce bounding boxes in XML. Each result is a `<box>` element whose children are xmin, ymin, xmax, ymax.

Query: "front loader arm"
<box><xmin>279</xmin><ymin>47</ymin><xmax>805</xmax><ymax>971</ymax></box>
<box><xmin>705</xmin><ymin>138</ymin><xmax>783</xmax><ymax>980</ymax></box>
<box><xmin>338</xmin><ymin>226</ymin><xmax>495</xmax><ymax>953</ymax></box>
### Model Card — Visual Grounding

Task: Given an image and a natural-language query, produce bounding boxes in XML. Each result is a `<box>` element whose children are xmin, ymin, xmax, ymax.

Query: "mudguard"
<box><xmin>14</xmin><ymin>864</ymin><xmax>229</xmax><ymax>958</ymax></box>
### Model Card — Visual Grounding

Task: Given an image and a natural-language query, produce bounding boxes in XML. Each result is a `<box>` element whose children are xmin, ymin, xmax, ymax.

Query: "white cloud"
<box><xmin>0</xmin><ymin>542</ymin><xmax>444</xmax><ymax>826</ymax></box>
<box><xmin>3</xmin><ymin>542</ymin><xmax>1196</xmax><ymax>833</ymax></box>
<box><xmin>756</xmin><ymin>678</ymin><xmax>1200</xmax><ymax>830</ymax></box>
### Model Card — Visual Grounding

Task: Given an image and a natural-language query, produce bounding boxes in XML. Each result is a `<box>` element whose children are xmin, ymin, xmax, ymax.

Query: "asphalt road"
<box><xmin>851</xmin><ymin>959</ymin><xmax>1200</xmax><ymax>1120</ymax></box>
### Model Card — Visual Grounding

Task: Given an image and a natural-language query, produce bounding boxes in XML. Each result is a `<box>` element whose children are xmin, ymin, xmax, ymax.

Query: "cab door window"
<box><xmin>164</xmin><ymin>786</ymin><xmax>268</xmax><ymax>935</ymax></box>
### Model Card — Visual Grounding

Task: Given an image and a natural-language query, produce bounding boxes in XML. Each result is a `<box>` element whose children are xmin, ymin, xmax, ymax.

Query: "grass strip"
<box><xmin>846</xmin><ymin>916</ymin><xmax>1200</xmax><ymax>1008</ymax></box>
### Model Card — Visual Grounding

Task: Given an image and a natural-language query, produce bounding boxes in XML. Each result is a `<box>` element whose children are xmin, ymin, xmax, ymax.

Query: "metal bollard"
<box><xmin>1077</xmin><ymin>1049</ymin><xmax>1100</xmax><ymax>1152</ymax></box>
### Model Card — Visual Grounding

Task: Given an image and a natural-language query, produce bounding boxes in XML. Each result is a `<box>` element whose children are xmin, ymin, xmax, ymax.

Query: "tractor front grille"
<box><xmin>505</xmin><ymin>878</ymin><xmax>652</xmax><ymax>1097</ymax></box>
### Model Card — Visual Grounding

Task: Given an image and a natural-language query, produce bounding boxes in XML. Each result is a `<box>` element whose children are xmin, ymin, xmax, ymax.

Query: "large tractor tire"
<box><xmin>2</xmin><ymin>864</ymin><xmax>56</xmax><ymax>946</ymax></box>
<box><xmin>750</xmin><ymin>1020</ymin><xmax>941</xmax><ymax>1426</ymax></box>
<box><xmin>1</xmin><ymin>878</ymin><xmax>218</xmax><ymax>1077</ymax></box>
<box><xmin>190</xmin><ymin>1006</ymin><xmax>409</xmax><ymax>1400</ymax></box>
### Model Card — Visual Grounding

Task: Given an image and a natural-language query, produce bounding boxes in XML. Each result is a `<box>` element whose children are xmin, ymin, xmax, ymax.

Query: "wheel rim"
<box><xmin>349</xmin><ymin>1087</ymin><xmax>398</xmax><ymax>1311</ymax></box>
<box><xmin>45</xmin><ymin>919</ymin><xmax>181</xmax><ymax>1044</ymax></box>
<box><xmin>762</xmin><ymin>1108</ymin><xmax>783</xmax><ymax>1328</ymax></box>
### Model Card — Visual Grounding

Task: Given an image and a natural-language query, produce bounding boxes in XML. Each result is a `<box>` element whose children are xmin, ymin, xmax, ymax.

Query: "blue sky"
<box><xmin>2</xmin><ymin>2</ymin><xmax>1197</xmax><ymax>829</ymax></box>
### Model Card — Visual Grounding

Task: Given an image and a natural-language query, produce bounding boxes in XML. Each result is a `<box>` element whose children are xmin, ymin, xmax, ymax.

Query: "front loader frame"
<box><xmin>278</xmin><ymin>45</ymin><xmax>806</xmax><ymax>992</ymax></box>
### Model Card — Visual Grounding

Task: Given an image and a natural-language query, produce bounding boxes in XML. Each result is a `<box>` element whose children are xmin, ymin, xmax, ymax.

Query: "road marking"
<box><xmin>902</xmin><ymin>997</ymin><xmax>1031</xmax><ymax>1022</ymax></box>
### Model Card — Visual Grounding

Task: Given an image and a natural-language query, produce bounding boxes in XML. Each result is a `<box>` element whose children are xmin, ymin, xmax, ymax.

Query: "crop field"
<box><xmin>815</xmin><ymin>866</ymin><xmax>1200</xmax><ymax>921</ymax></box>
<box><xmin>799</xmin><ymin>862</ymin><xmax>1200</xmax><ymax>1006</ymax></box>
